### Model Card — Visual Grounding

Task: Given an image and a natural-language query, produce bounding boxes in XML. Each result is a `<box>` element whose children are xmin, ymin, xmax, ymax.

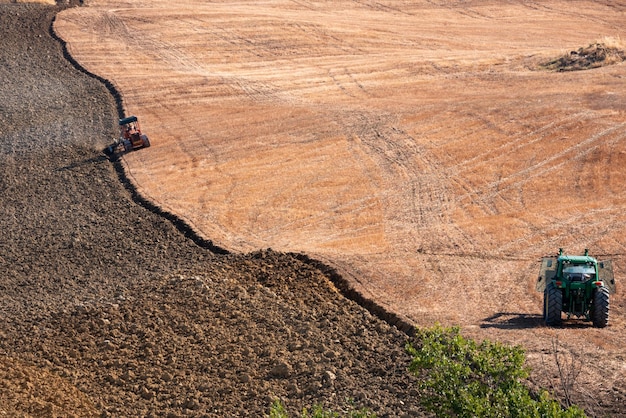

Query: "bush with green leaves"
<box><xmin>405</xmin><ymin>324</ymin><xmax>586</xmax><ymax>418</ymax></box>
<box><xmin>268</xmin><ymin>399</ymin><xmax>375</xmax><ymax>418</ymax></box>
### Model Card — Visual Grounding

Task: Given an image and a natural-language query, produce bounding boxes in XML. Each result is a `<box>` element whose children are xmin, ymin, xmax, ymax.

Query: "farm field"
<box><xmin>1</xmin><ymin>0</ymin><xmax>624</xmax><ymax>415</ymax></box>
<box><xmin>54</xmin><ymin>0</ymin><xmax>626</xmax><ymax>412</ymax></box>
<box><xmin>1</xmin><ymin>3</ymin><xmax>425</xmax><ymax>416</ymax></box>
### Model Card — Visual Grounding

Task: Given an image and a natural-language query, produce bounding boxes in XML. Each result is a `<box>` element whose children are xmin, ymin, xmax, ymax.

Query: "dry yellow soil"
<box><xmin>55</xmin><ymin>0</ymin><xmax>626</xmax><ymax>412</ymax></box>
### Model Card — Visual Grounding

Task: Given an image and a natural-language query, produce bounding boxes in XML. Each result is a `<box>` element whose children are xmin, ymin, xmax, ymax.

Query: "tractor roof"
<box><xmin>558</xmin><ymin>254</ymin><xmax>597</xmax><ymax>264</ymax></box>
<box><xmin>119</xmin><ymin>116</ymin><xmax>138</xmax><ymax>125</ymax></box>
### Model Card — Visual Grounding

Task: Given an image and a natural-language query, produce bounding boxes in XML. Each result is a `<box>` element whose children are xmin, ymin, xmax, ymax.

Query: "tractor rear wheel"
<box><xmin>545</xmin><ymin>282</ymin><xmax>562</xmax><ymax>326</ymax></box>
<box><xmin>591</xmin><ymin>286</ymin><xmax>609</xmax><ymax>328</ymax></box>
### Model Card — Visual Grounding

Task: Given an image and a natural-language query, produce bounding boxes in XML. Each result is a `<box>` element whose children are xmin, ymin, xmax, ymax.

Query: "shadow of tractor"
<box><xmin>481</xmin><ymin>312</ymin><xmax>599</xmax><ymax>329</ymax></box>
<box><xmin>480</xmin><ymin>312</ymin><xmax>545</xmax><ymax>330</ymax></box>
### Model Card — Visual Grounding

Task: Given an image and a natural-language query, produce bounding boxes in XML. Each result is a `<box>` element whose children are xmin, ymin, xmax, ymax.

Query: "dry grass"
<box><xmin>542</xmin><ymin>37</ymin><xmax>626</xmax><ymax>71</ymax></box>
<box><xmin>600</xmin><ymin>36</ymin><xmax>625</xmax><ymax>50</ymax></box>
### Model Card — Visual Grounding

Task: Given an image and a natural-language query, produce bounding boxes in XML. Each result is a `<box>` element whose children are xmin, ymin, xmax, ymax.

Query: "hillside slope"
<box><xmin>53</xmin><ymin>1</ymin><xmax>626</xmax><ymax>414</ymax></box>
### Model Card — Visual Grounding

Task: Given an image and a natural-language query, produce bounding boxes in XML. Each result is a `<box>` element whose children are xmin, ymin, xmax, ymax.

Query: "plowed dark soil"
<box><xmin>0</xmin><ymin>4</ymin><xmax>423</xmax><ymax>417</ymax></box>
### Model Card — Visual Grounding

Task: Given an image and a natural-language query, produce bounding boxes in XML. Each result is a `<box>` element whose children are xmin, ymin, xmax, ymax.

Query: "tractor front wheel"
<box><xmin>591</xmin><ymin>286</ymin><xmax>609</xmax><ymax>328</ymax></box>
<box><xmin>545</xmin><ymin>282</ymin><xmax>562</xmax><ymax>326</ymax></box>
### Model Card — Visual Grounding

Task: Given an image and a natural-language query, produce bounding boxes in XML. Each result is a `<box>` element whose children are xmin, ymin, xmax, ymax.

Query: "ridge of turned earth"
<box><xmin>0</xmin><ymin>3</ymin><xmax>423</xmax><ymax>417</ymax></box>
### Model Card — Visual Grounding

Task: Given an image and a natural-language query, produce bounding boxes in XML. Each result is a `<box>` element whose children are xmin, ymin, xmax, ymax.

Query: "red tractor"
<box><xmin>106</xmin><ymin>115</ymin><xmax>150</xmax><ymax>155</ymax></box>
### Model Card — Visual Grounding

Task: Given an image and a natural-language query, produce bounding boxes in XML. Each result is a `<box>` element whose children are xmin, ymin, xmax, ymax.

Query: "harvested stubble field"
<box><xmin>2</xmin><ymin>0</ymin><xmax>626</xmax><ymax>417</ymax></box>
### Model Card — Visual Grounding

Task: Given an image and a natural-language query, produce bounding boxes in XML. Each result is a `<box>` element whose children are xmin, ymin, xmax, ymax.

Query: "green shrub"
<box><xmin>405</xmin><ymin>324</ymin><xmax>586</xmax><ymax>418</ymax></box>
<box><xmin>269</xmin><ymin>399</ymin><xmax>289</xmax><ymax>418</ymax></box>
<box><xmin>268</xmin><ymin>399</ymin><xmax>375</xmax><ymax>418</ymax></box>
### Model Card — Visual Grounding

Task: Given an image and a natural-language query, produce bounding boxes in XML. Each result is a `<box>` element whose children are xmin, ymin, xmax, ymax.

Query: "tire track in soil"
<box><xmin>456</xmin><ymin>123</ymin><xmax>626</xmax><ymax>208</ymax></box>
<box><xmin>451</xmin><ymin>111</ymin><xmax>590</xmax><ymax>172</ymax></box>
<box><xmin>348</xmin><ymin>111</ymin><xmax>458</xmax><ymax>253</ymax></box>
<box><xmin>520</xmin><ymin>0</ymin><xmax>624</xmax><ymax>31</ymax></box>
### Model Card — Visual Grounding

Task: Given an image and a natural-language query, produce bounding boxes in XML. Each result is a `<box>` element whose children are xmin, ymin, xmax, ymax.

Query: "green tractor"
<box><xmin>536</xmin><ymin>249</ymin><xmax>616</xmax><ymax>327</ymax></box>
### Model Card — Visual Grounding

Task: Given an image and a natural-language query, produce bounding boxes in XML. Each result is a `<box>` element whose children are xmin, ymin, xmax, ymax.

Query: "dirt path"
<box><xmin>51</xmin><ymin>1</ymin><xmax>626</xmax><ymax>414</ymax></box>
<box><xmin>0</xmin><ymin>3</ymin><xmax>425</xmax><ymax>416</ymax></box>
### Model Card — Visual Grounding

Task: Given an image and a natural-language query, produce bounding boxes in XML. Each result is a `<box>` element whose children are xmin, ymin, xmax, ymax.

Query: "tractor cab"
<box><xmin>562</xmin><ymin>263</ymin><xmax>596</xmax><ymax>282</ymax></box>
<box><xmin>106</xmin><ymin>115</ymin><xmax>151</xmax><ymax>156</ymax></box>
<box><xmin>119</xmin><ymin>116</ymin><xmax>150</xmax><ymax>151</ymax></box>
<box><xmin>120</xmin><ymin>116</ymin><xmax>143</xmax><ymax>148</ymax></box>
